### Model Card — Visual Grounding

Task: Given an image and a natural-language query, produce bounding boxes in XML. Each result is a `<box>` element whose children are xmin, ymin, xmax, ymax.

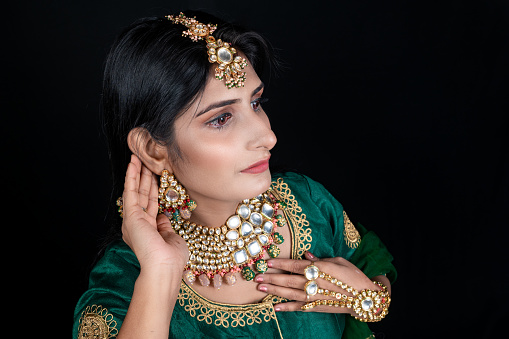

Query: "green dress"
<box><xmin>73</xmin><ymin>172</ymin><xmax>397</xmax><ymax>338</ymax></box>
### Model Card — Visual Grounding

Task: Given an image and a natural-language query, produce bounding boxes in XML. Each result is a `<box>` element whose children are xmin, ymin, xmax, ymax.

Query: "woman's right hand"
<box><xmin>121</xmin><ymin>154</ymin><xmax>189</xmax><ymax>272</ymax></box>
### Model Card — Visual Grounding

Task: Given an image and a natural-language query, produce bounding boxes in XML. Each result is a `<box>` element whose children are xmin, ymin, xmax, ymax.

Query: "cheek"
<box><xmin>187</xmin><ymin>137</ymin><xmax>237</xmax><ymax>172</ymax></box>
<box><xmin>174</xmin><ymin>130</ymin><xmax>242</xmax><ymax>192</ymax></box>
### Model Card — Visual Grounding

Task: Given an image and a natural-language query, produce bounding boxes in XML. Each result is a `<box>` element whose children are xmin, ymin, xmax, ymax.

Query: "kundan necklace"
<box><xmin>157</xmin><ymin>171</ymin><xmax>287</xmax><ymax>289</ymax></box>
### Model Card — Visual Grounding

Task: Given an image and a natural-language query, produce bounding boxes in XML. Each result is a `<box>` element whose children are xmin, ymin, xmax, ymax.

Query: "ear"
<box><xmin>127</xmin><ymin>127</ymin><xmax>173</xmax><ymax>175</ymax></box>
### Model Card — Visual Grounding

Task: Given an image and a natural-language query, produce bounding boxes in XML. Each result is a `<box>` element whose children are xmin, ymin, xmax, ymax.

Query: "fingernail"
<box><xmin>259</xmin><ymin>285</ymin><xmax>267</xmax><ymax>292</ymax></box>
<box><xmin>267</xmin><ymin>261</ymin><xmax>273</xmax><ymax>268</ymax></box>
<box><xmin>274</xmin><ymin>306</ymin><xmax>281</xmax><ymax>312</ymax></box>
<box><xmin>254</xmin><ymin>275</ymin><xmax>264</xmax><ymax>282</ymax></box>
<box><xmin>306</xmin><ymin>251</ymin><xmax>316</xmax><ymax>259</ymax></box>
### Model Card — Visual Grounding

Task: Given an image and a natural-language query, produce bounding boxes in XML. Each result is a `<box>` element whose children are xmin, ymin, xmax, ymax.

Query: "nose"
<box><xmin>246</xmin><ymin>111</ymin><xmax>277</xmax><ymax>151</ymax></box>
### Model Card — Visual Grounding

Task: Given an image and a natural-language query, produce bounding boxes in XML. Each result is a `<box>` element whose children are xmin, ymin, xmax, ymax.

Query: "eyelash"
<box><xmin>207</xmin><ymin>97</ymin><xmax>269</xmax><ymax>130</ymax></box>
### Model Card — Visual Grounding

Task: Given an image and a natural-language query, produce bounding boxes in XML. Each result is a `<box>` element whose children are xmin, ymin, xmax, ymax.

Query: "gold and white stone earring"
<box><xmin>158</xmin><ymin>170</ymin><xmax>197</xmax><ymax>221</ymax></box>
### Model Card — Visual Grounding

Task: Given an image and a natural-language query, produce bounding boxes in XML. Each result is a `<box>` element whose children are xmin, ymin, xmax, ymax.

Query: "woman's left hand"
<box><xmin>254</xmin><ymin>252</ymin><xmax>391</xmax><ymax>314</ymax></box>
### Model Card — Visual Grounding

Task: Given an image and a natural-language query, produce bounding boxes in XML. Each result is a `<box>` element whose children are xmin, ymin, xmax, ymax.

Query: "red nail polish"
<box><xmin>259</xmin><ymin>285</ymin><xmax>267</xmax><ymax>292</ymax></box>
<box><xmin>267</xmin><ymin>261</ymin><xmax>273</xmax><ymax>268</ymax></box>
<box><xmin>306</xmin><ymin>251</ymin><xmax>316</xmax><ymax>259</ymax></box>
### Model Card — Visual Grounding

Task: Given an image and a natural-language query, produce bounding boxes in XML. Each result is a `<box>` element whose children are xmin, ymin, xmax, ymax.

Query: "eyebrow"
<box><xmin>195</xmin><ymin>82</ymin><xmax>265</xmax><ymax>118</ymax></box>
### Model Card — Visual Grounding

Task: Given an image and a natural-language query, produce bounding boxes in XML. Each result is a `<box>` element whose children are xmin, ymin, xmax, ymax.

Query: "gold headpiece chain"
<box><xmin>166</xmin><ymin>12</ymin><xmax>248</xmax><ymax>89</ymax></box>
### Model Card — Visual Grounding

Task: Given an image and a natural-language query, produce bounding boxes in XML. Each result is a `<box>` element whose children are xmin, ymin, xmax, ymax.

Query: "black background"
<box><xmin>4</xmin><ymin>0</ymin><xmax>508</xmax><ymax>338</ymax></box>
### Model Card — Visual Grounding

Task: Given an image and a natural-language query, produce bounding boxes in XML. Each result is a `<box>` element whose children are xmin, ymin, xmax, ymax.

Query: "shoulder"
<box><xmin>98</xmin><ymin>240</ymin><xmax>140</xmax><ymax>270</ymax></box>
<box><xmin>86</xmin><ymin>240</ymin><xmax>140</xmax><ymax>296</ymax></box>
<box><xmin>271</xmin><ymin>171</ymin><xmax>328</xmax><ymax>196</ymax></box>
<box><xmin>271</xmin><ymin>172</ymin><xmax>363</xmax><ymax>256</ymax></box>
<box><xmin>271</xmin><ymin>171</ymin><xmax>344</xmax><ymax>212</ymax></box>
<box><xmin>73</xmin><ymin>241</ymin><xmax>139</xmax><ymax>338</ymax></box>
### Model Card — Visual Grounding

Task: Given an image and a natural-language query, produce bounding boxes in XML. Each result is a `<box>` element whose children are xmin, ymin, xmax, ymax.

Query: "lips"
<box><xmin>241</xmin><ymin>156</ymin><xmax>270</xmax><ymax>174</ymax></box>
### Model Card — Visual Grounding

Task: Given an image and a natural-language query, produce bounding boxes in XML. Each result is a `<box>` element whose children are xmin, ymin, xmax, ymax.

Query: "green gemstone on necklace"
<box><xmin>273</xmin><ymin>232</ymin><xmax>284</xmax><ymax>245</ymax></box>
<box><xmin>267</xmin><ymin>244</ymin><xmax>281</xmax><ymax>258</ymax></box>
<box><xmin>241</xmin><ymin>266</ymin><xmax>255</xmax><ymax>281</ymax></box>
<box><xmin>276</xmin><ymin>214</ymin><xmax>286</xmax><ymax>227</ymax></box>
<box><xmin>255</xmin><ymin>259</ymin><xmax>268</xmax><ymax>273</ymax></box>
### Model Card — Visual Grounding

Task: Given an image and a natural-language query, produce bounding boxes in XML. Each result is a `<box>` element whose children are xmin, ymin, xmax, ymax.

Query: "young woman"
<box><xmin>73</xmin><ymin>10</ymin><xmax>396</xmax><ymax>339</ymax></box>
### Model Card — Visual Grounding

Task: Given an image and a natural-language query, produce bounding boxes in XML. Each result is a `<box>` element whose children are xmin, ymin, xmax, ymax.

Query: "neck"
<box><xmin>188</xmin><ymin>195</ymin><xmax>240</xmax><ymax>228</ymax></box>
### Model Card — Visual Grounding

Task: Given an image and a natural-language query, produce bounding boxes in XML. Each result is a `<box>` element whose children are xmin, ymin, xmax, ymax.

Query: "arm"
<box><xmin>117</xmin><ymin>155</ymin><xmax>189</xmax><ymax>338</ymax></box>
<box><xmin>118</xmin><ymin>265</ymin><xmax>181</xmax><ymax>339</ymax></box>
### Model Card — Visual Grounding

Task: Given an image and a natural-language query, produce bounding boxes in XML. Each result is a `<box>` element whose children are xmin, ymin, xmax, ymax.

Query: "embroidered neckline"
<box><xmin>176</xmin><ymin>176</ymin><xmax>312</xmax><ymax>328</ymax></box>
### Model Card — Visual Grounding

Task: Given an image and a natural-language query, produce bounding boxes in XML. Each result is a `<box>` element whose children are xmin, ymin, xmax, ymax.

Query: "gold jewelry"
<box><xmin>166</xmin><ymin>12</ymin><xmax>217</xmax><ymax>42</ymax></box>
<box><xmin>158</xmin><ymin>170</ymin><xmax>196</xmax><ymax>220</ymax></box>
<box><xmin>116</xmin><ymin>197</ymin><xmax>123</xmax><ymax>218</ymax></box>
<box><xmin>176</xmin><ymin>192</ymin><xmax>285</xmax><ymax>288</ymax></box>
<box><xmin>301</xmin><ymin>265</ymin><xmax>391</xmax><ymax>322</ymax></box>
<box><xmin>116</xmin><ymin>175</ymin><xmax>287</xmax><ymax>289</ymax></box>
<box><xmin>304</xmin><ymin>264</ymin><xmax>320</xmax><ymax>297</ymax></box>
<box><xmin>166</xmin><ymin>12</ymin><xmax>248</xmax><ymax>89</ymax></box>
<box><xmin>352</xmin><ymin>281</ymin><xmax>390</xmax><ymax>322</ymax></box>
<box><xmin>157</xmin><ymin>170</ymin><xmax>286</xmax><ymax>288</ymax></box>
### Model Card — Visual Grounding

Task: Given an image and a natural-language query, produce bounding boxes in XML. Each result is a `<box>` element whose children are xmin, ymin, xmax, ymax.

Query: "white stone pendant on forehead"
<box><xmin>166</xmin><ymin>12</ymin><xmax>248</xmax><ymax>89</ymax></box>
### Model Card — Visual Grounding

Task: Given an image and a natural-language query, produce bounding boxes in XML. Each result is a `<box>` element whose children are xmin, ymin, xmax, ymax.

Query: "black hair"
<box><xmin>101</xmin><ymin>10</ymin><xmax>278</xmax><ymax>246</ymax></box>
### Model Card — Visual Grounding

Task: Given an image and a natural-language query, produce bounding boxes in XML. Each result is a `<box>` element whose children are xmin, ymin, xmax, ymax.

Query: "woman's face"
<box><xmin>168</xmin><ymin>61</ymin><xmax>277</xmax><ymax>215</ymax></box>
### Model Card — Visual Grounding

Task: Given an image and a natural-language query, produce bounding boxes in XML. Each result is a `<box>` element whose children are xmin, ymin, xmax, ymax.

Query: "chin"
<box><xmin>239</xmin><ymin>170</ymin><xmax>273</xmax><ymax>199</ymax></box>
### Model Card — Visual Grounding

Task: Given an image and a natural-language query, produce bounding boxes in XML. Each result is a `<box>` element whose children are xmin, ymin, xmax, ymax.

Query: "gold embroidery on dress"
<box><xmin>177</xmin><ymin>282</ymin><xmax>287</xmax><ymax>328</ymax></box>
<box><xmin>271</xmin><ymin>177</ymin><xmax>312</xmax><ymax>259</ymax></box>
<box><xmin>343</xmin><ymin>211</ymin><xmax>361</xmax><ymax>249</ymax></box>
<box><xmin>77</xmin><ymin>305</ymin><xmax>118</xmax><ymax>339</ymax></box>
<box><xmin>175</xmin><ymin>177</ymin><xmax>311</xmax><ymax>330</ymax></box>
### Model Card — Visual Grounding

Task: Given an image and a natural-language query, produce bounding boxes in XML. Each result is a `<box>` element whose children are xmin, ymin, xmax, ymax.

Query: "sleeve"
<box><xmin>342</xmin><ymin>222</ymin><xmax>397</xmax><ymax>339</ymax></box>
<box><xmin>299</xmin><ymin>174</ymin><xmax>397</xmax><ymax>339</ymax></box>
<box><xmin>301</xmin><ymin>174</ymin><xmax>397</xmax><ymax>281</ymax></box>
<box><xmin>348</xmin><ymin>222</ymin><xmax>397</xmax><ymax>283</ymax></box>
<box><xmin>300</xmin><ymin>174</ymin><xmax>358</xmax><ymax>260</ymax></box>
<box><xmin>72</xmin><ymin>241</ymin><xmax>140</xmax><ymax>338</ymax></box>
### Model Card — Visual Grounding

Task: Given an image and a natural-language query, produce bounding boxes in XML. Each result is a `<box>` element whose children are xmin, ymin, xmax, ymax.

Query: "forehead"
<box><xmin>200</xmin><ymin>58</ymin><xmax>262</xmax><ymax>103</ymax></box>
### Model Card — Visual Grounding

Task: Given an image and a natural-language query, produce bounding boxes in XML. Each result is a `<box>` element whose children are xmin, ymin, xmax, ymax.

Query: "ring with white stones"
<box><xmin>304</xmin><ymin>264</ymin><xmax>319</xmax><ymax>280</ymax></box>
<box><xmin>303</xmin><ymin>264</ymin><xmax>320</xmax><ymax>297</ymax></box>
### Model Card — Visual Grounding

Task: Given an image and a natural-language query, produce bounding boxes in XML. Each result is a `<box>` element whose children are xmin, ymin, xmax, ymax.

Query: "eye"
<box><xmin>207</xmin><ymin>112</ymin><xmax>232</xmax><ymax>128</ymax></box>
<box><xmin>251</xmin><ymin>97</ymin><xmax>268</xmax><ymax>111</ymax></box>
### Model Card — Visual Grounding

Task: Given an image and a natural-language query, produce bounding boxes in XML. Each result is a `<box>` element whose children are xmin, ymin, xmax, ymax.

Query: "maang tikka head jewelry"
<box><xmin>166</xmin><ymin>12</ymin><xmax>248</xmax><ymax>89</ymax></box>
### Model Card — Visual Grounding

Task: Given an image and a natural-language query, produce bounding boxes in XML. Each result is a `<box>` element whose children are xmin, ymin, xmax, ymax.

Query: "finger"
<box><xmin>302</xmin><ymin>253</ymin><xmax>353</xmax><ymax>269</ymax></box>
<box><xmin>267</xmin><ymin>258</ymin><xmax>313</xmax><ymax>274</ymax></box>
<box><xmin>255</xmin><ymin>273</ymin><xmax>307</xmax><ymax>290</ymax></box>
<box><xmin>258</xmin><ymin>282</ymin><xmax>307</xmax><ymax>302</ymax></box>
<box><xmin>123</xmin><ymin>155</ymin><xmax>142</xmax><ymax>216</ymax></box>
<box><xmin>138</xmin><ymin>164</ymin><xmax>153</xmax><ymax>209</ymax></box>
<box><xmin>304</xmin><ymin>251</ymin><xmax>319</xmax><ymax>262</ymax></box>
<box><xmin>274</xmin><ymin>301</ymin><xmax>353</xmax><ymax>313</ymax></box>
<box><xmin>146</xmin><ymin>172</ymin><xmax>159</xmax><ymax>218</ymax></box>
<box><xmin>274</xmin><ymin>301</ymin><xmax>306</xmax><ymax>312</ymax></box>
